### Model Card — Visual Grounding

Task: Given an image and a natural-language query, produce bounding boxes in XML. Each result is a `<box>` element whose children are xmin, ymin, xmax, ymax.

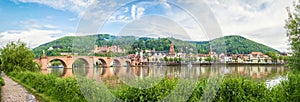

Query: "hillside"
<box><xmin>32</xmin><ymin>34</ymin><xmax>279</xmax><ymax>58</ymax></box>
<box><xmin>191</xmin><ymin>35</ymin><xmax>279</xmax><ymax>54</ymax></box>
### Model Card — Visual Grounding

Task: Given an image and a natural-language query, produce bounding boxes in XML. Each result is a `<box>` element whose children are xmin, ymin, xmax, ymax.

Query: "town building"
<box><xmin>249</xmin><ymin>52</ymin><xmax>271</xmax><ymax>63</ymax></box>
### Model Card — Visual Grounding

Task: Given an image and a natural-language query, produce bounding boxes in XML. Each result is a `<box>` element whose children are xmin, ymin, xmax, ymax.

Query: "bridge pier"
<box><xmin>63</xmin><ymin>68</ymin><xmax>74</xmax><ymax>77</ymax></box>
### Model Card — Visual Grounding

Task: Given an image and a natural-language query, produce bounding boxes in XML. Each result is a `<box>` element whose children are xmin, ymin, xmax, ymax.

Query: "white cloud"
<box><xmin>202</xmin><ymin>0</ymin><xmax>294</xmax><ymax>52</ymax></box>
<box><xmin>159</xmin><ymin>0</ymin><xmax>171</xmax><ymax>9</ymax></box>
<box><xmin>136</xmin><ymin>7</ymin><xmax>145</xmax><ymax>19</ymax></box>
<box><xmin>0</xmin><ymin>29</ymin><xmax>74</xmax><ymax>49</ymax></box>
<box><xmin>131</xmin><ymin>5</ymin><xmax>136</xmax><ymax>20</ymax></box>
<box><xmin>16</xmin><ymin>0</ymin><xmax>97</xmax><ymax>16</ymax></box>
<box><xmin>19</xmin><ymin>19</ymin><xmax>58</xmax><ymax>30</ymax></box>
<box><xmin>128</xmin><ymin>4</ymin><xmax>145</xmax><ymax>20</ymax></box>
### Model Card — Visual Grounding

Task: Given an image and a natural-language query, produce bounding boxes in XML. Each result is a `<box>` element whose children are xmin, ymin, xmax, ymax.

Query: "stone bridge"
<box><xmin>34</xmin><ymin>56</ymin><xmax>131</xmax><ymax>77</ymax></box>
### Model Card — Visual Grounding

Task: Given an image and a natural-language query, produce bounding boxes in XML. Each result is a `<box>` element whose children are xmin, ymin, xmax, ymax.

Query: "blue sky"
<box><xmin>0</xmin><ymin>0</ymin><xmax>295</xmax><ymax>52</ymax></box>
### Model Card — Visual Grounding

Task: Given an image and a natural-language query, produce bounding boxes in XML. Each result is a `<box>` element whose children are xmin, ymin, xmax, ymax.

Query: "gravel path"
<box><xmin>1</xmin><ymin>73</ymin><xmax>37</xmax><ymax>102</ymax></box>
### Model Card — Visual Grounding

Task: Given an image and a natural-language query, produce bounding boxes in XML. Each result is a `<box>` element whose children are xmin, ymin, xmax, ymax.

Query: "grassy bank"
<box><xmin>7</xmin><ymin>71</ymin><xmax>300</xmax><ymax>101</ymax></box>
<box><xmin>8</xmin><ymin>72</ymin><xmax>86</xmax><ymax>102</ymax></box>
<box><xmin>0</xmin><ymin>75</ymin><xmax>5</xmax><ymax>101</ymax></box>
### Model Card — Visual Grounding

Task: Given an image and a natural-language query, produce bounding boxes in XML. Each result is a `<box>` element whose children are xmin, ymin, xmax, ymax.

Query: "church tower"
<box><xmin>169</xmin><ymin>42</ymin><xmax>176</xmax><ymax>56</ymax></box>
<box><xmin>210</xmin><ymin>45</ymin><xmax>213</xmax><ymax>54</ymax></box>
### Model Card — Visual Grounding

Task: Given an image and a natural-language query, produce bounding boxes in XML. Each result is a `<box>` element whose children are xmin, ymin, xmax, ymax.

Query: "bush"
<box><xmin>1</xmin><ymin>41</ymin><xmax>40</xmax><ymax>73</ymax></box>
<box><xmin>112</xmin><ymin>78</ymin><xmax>178</xmax><ymax>101</ymax></box>
<box><xmin>270</xmin><ymin>72</ymin><xmax>300</xmax><ymax>101</ymax></box>
<box><xmin>9</xmin><ymin>71</ymin><xmax>86</xmax><ymax>102</ymax></box>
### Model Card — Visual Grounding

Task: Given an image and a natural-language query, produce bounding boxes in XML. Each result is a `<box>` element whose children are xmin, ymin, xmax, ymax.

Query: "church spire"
<box><xmin>210</xmin><ymin>45</ymin><xmax>213</xmax><ymax>54</ymax></box>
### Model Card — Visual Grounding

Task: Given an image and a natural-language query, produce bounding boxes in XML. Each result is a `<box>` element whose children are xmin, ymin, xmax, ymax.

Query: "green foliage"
<box><xmin>33</xmin><ymin>34</ymin><xmax>279</xmax><ymax>58</ymax></box>
<box><xmin>0</xmin><ymin>76</ymin><xmax>3</xmax><ymax>101</ymax></box>
<box><xmin>8</xmin><ymin>70</ymin><xmax>300</xmax><ymax>101</ymax></box>
<box><xmin>131</xmin><ymin>37</ymin><xmax>173</xmax><ymax>52</ymax></box>
<box><xmin>266</xmin><ymin>52</ymin><xmax>278</xmax><ymax>63</ymax></box>
<box><xmin>286</xmin><ymin>2</ymin><xmax>300</xmax><ymax>71</ymax></box>
<box><xmin>0</xmin><ymin>76</ymin><xmax>4</xmax><ymax>86</ymax></box>
<box><xmin>199</xmin><ymin>57</ymin><xmax>202</xmax><ymax>62</ymax></box>
<box><xmin>174</xmin><ymin>57</ymin><xmax>179</xmax><ymax>62</ymax></box>
<box><xmin>189</xmin><ymin>77</ymin><xmax>271</xmax><ymax>102</ymax></box>
<box><xmin>9</xmin><ymin>71</ymin><xmax>87</xmax><ymax>102</ymax></box>
<box><xmin>0</xmin><ymin>41</ymin><xmax>40</xmax><ymax>73</ymax></box>
<box><xmin>205</xmin><ymin>57</ymin><xmax>212</xmax><ymax>62</ymax></box>
<box><xmin>0</xmin><ymin>75</ymin><xmax>4</xmax><ymax>102</ymax></box>
<box><xmin>270</xmin><ymin>72</ymin><xmax>300</xmax><ymax>101</ymax></box>
<box><xmin>164</xmin><ymin>56</ymin><xmax>169</xmax><ymax>62</ymax></box>
<box><xmin>112</xmin><ymin>78</ymin><xmax>178</xmax><ymax>101</ymax></box>
<box><xmin>214</xmin><ymin>77</ymin><xmax>270</xmax><ymax>101</ymax></box>
<box><xmin>193</xmin><ymin>35</ymin><xmax>279</xmax><ymax>54</ymax></box>
<box><xmin>50</xmin><ymin>60</ymin><xmax>63</xmax><ymax>66</ymax></box>
<box><xmin>169</xmin><ymin>58</ymin><xmax>174</xmax><ymax>62</ymax></box>
<box><xmin>33</xmin><ymin>36</ymin><xmax>75</xmax><ymax>58</ymax></box>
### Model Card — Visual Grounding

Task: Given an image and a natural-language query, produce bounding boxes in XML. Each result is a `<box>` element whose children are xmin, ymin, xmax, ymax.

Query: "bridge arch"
<box><xmin>48</xmin><ymin>58</ymin><xmax>67</xmax><ymax>77</ymax></box>
<box><xmin>97</xmin><ymin>58</ymin><xmax>109</xmax><ymax>68</ymax></box>
<box><xmin>72</xmin><ymin>58</ymin><xmax>90</xmax><ymax>76</ymax></box>
<box><xmin>48</xmin><ymin>58</ymin><xmax>67</xmax><ymax>68</ymax></box>
<box><xmin>112</xmin><ymin>59</ymin><xmax>122</xmax><ymax>67</ymax></box>
<box><xmin>72</xmin><ymin>58</ymin><xmax>90</xmax><ymax>68</ymax></box>
<box><xmin>125</xmin><ymin>60</ymin><xmax>131</xmax><ymax>67</ymax></box>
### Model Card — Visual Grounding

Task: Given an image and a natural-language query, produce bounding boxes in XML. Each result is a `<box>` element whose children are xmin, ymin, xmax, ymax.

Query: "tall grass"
<box><xmin>7</xmin><ymin>71</ymin><xmax>300</xmax><ymax>101</ymax></box>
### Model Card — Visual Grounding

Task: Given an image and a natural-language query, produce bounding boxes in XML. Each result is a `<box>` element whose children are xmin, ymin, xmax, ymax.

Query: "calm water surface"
<box><xmin>50</xmin><ymin>65</ymin><xmax>288</xmax><ymax>85</ymax></box>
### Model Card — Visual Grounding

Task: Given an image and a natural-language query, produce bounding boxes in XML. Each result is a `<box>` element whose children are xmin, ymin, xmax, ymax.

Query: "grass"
<box><xmin>6</xmin><ymin>71</ymin><xmax>300</xmax><ymax>101</ymax></box>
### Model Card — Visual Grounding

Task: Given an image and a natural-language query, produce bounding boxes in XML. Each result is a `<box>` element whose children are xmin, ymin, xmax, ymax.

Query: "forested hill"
<box><xmin>32</xmin><ymin>34</ymin><xmax>279</xmax><ymax>58</ymax></box>
<box><xmin>191</xmin><ymin>35</ymin><xmax>279</xmax><ymax>54</ymax></box>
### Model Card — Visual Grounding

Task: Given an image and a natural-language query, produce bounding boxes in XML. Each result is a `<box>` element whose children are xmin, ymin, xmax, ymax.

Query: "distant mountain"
<box><xmin>32</xmin><ymin>34</ymin><xmax>279</xmax><ymax>58</ymax></box>
<box><xmin>190</xmin><ymin>35</ymin><xmax>279</xmax><ymax>54</ymax></box>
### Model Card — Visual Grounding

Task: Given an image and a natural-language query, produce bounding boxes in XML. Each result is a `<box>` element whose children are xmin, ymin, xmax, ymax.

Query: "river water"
<box><xmin>49</xmin><ymin>65</ymin><xmax>288</xmax><ymax>87</ymax></box>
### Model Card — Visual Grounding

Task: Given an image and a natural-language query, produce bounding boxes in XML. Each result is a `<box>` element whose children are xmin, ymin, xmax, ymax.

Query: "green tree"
<box><xmin>264</xmin><ymin>59</ymin><xmax>268</xmax><ymax>63</ymax></box>
<box><xmin>205</xmin><ymin>57</ymin><xmax>212</xmax><ymax>63</ymax></box>
<box><xmin>164</xmin><ymin>56</ymin><xmax>169</xmax><ymax>62</ymax></box>
<box><xmin>174</xmin><ymin>57</ymin><xmax>178</xmax><ymax>62</ymax></box>
<box><xmin>0</xmin><ymin>41</ymin><xmax>40</xmax><ymax>73</ymax></box>
<box><xmin>199</xmin><ymin>57</ymin><xmax>202</xmax><ymax>62</ymax></box>
<box><xmin>169</xmin><ymin>58</ymin><xmax>174</xmax><ymax>62</ymax></box>
<box><xmin>179</xmin><ymin>58</ymin><xmax>183</xmax><ymax>62</ymax></box>
<box><xmin>286</xmin><ymin>3</ymin><xmax>300</xmax><ymax>70</ymax></box>
<box><xmin>266</xmin><ymin>52</ymin><xmax>278</xmax><ymax>63</ymax></box>
<box><xmin>213</xmin><ymin>56</ymin><xmax>217</xmax><ymax>62</ymax></box>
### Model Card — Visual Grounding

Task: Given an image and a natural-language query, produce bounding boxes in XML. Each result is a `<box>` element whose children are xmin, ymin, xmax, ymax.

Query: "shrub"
<box><xmin>9</xmin><ymin>71</ymin><xmax>86</xmax><ymax>102</ymax></box>
<box><xmin>270</xmin><ymin>72</ymin><xmax>300</xmax><ymax>101</ymax></box>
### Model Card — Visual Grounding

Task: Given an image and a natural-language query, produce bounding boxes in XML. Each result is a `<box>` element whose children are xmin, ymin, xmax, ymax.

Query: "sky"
<box><xmin>0</xmin><ymin>0</ymin><xmax>295</xmax><ymax>52</ymax></box>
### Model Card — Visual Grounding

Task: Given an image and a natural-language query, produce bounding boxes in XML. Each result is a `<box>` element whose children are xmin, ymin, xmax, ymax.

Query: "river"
<box><xmin>49</xmin><ymin>65</ymin><xmax>288</xmax><ymax>87</ymax></box>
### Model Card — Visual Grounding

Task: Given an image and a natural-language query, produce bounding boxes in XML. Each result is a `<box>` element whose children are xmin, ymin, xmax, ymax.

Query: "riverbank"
<box><xmin>149</xmin><ymin>62</ymin><xmax>287</xmax><ymax>66</ymax></box>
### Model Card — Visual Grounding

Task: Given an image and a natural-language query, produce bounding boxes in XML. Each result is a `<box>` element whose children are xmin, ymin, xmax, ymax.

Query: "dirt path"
<box><xmin>1</xmin><ymin>73</ymin><xmax>37</xmax><ymax>102</ymax></box>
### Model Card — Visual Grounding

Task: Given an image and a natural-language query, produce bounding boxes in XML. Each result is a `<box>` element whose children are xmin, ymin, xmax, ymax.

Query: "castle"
<box><xmin>93</xmin><ymin>45</ymin><xmax>125</xmax><ymax>53</ymax></box>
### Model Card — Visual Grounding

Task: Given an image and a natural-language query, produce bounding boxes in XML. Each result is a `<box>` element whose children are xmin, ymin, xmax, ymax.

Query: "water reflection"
<box><xmin>68</xmin><ymin>65</ymin><xmax>288</xmax><ymax>82</ymax></box>
<box><xmin>48</xmin><ymin>68</ymin><xmax>64</xmax><ymax>77</ymax></box>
